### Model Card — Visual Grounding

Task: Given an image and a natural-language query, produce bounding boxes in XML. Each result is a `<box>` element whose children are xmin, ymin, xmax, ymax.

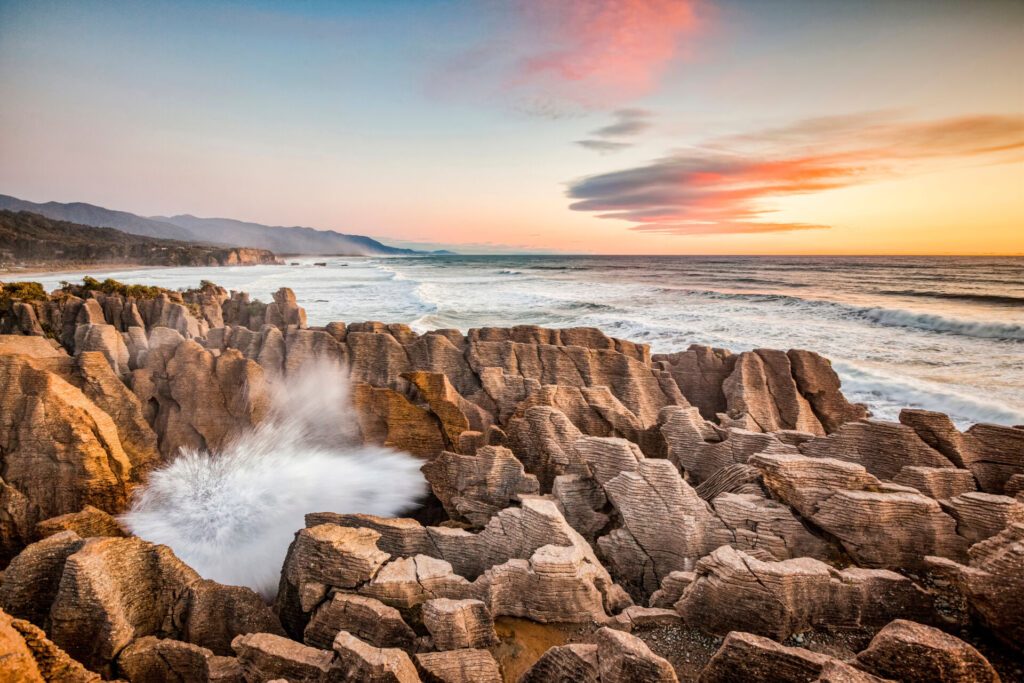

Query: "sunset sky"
<box><xmin>1</xmin><ymin>0</ymin><xmax>1021</xmax><ymax>254</ymax></box>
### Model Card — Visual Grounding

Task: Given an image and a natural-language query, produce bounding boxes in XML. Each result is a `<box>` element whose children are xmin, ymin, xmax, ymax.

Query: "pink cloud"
<box><xmin>511</xmin><ymin>0</ymin><xmax>700</xmax><ymax>104</ymax></box>
<box><xmin>432</xmin><ymin>1</ymin><xmax>703</xmax><ymax>111</ymax></box>
<box><xmin>567</xmin><ymin>114</ymin><xmax>1024</xmax><ymax>235</ymax></box>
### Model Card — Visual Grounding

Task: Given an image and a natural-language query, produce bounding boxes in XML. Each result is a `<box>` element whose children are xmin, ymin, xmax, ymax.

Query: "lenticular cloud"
<box><xmin>121</xmin><ymin>361</ymin><xmax>426</xmax><ymax>599</ymax></box>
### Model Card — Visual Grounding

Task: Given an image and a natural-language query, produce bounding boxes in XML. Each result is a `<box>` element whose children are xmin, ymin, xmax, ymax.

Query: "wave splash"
<box><xmin>121</xmin><ymin>361</ymin><xmax>427</xmax><ymax>598</ymax></box>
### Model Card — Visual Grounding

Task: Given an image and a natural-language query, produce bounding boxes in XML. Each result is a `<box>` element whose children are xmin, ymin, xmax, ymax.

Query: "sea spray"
<box><xmin>121</xmin><ymin>361</ymin><xmax>427</xmax><ymax>598</ymax></box>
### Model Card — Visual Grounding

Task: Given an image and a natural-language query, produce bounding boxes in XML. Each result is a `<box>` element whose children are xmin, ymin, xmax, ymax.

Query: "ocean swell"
<box><xmin>856</xmin><ymin>307</ymin><xmax>1024</xmax><ymax>340</ymax></box>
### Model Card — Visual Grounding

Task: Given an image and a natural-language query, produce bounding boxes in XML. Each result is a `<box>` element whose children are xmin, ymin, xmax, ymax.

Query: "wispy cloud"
<box><xmin>433</xmin><ymin>1</ymin><xmax>703</xmax><ymax>112</ymax></box>
<box><xmin>575</xmin><ymin>139</ymin><xmax>635</xmax><ymax>154</ymax></box>
<box><xmin>567</xmin><ymin>113</ymin><xmax>1024</xmax><ymax>235</ymax></box>
<box><xmin>576</xmin><ymin>108</ymin><xmax>653</xmax><ymax>153</ymax></box>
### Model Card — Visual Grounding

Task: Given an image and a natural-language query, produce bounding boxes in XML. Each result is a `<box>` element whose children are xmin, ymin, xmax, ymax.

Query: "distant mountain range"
<box><xmin>0</xmin><ymin>194</ymin><xmax>453</xmax><ymax>256</ymax></box>
<box><xmin>0</xmin><ymin>210</ymin><xmax>279</xmax><ymax>269</ymax></box>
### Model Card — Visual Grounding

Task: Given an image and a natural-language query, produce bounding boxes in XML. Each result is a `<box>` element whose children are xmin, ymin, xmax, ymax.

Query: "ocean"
<box><xmin>29</xmin><ymin>255</ymin><xmax>1024</xmax><ymax>428</ymax></box>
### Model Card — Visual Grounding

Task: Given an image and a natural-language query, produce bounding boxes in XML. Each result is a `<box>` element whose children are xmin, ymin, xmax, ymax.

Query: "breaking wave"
<box><xmin>856</xmin><ymin>307</ymin><xmax>1024</xmax><ymax>341</ymax></box>
<box><xmin>835</xmin><ymin>362</ymin><xmax>1024</xmax><ymax>427</ymax></box>
<box><xmin>121</xmin><ymin>361</ymin><xmax>427</xmax><ymax>598</ymax></box>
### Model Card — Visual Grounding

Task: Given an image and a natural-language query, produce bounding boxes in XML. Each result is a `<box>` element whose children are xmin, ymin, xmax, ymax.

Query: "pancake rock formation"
<box><xmin>0</xmin><ymin>278</ymin><xmax>1021</xmax><ymax>681</ymax></box>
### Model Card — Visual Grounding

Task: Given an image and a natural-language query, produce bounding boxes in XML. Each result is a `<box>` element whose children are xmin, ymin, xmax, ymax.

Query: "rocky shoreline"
<box><xmin>0</xmin><ymin>278</ymin><xmax>1022</xmax><ymax>682</ymax></box>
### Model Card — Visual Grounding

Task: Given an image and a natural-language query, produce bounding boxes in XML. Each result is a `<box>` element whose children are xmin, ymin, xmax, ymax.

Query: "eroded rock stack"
<box><xmin>1</xmin><ymin>279</ymin><xmax>1022</xmax><ymax>681</ymax></box>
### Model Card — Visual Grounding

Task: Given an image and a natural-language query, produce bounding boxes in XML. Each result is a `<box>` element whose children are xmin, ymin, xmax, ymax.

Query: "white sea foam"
<box><xmin>121</xmin><ymin>362</ymin><xmax>426</xmax><ymax>598</ymax></box>
<box><xmin>856</xmin><ymin>307</ymin><xmax>1024</xmax><ymax>341</ymax></box>
<box><xmin>835</xmin><ymin>362</ymin><xmax>1024</xmax><ymax>427</ymax></box>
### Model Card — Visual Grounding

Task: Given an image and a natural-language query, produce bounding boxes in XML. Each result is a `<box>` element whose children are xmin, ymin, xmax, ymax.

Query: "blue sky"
<box><xmin>1</xmin><ymin>0</ymin><xmax>1021</xmax><ymax>254</ymax></box>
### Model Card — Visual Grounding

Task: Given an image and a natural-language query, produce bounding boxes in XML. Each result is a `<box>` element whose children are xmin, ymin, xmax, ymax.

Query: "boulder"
<box><xmin>752</xmin><ymin>451</ymin><xmax>969</xmax><ymax>569</ymax></box>
<box><xmin>414</xmin><ymin>649</ymin><xmax>502</xmax><ymax>683</ymax></box>
<box><xmin>0</xmin><ymin>608</ymin><xmax>97</xmax><ymax>682</ymax></box>
<box><xmin>676</xmin><ymin>546</ymin><xmax>933</xmax><ymax>640</ymax></box>
<box><xmin>595</xmin><ymin>627</ymin><xmax>678</xmax><ymax>683</ymax></box>
<box><xmin>930</xmin><ymin>523</ymin><xmax>1024</xmax><ymax>651</ymax></box>
<box><xmin>304</xmin><ymin>593</ymin><xmax>415</xmax><ymax>650</ymax></box>
<box><xmin>854</xmin><ymin>619</ymin><xmax>999</xmax><ymax>683</ymax></box>
<box><xmin>893</xmin><ymin>466</ymin><xmax>977</xmax><ymax>500</ymax></box>
<box><xmin>798</xmin><ymin>420</ymin><xmax>955</xmax><ymax>481</ymax></box>
<box><xmin>945</xmin><ymin>491</ymin><xmax>1024</xmax><ymax>544</ymax></box>
<box><xmin>698</xmin><ymin>631</ymin><xmax>881</xmax><ymax>683</ymax></box>
<box><xmin>231</xmin><ymin>632</ymin><xmax>334</xmax><ymax>682</ymax></box>
<box><xmin>117</xmin><ymin>636</ymin><xmax>214</xmax><ymax>683</ymax></box>
<box><xmin>421</xmin><ymin>446</ymin><xmax>539</xmax><ymax>527</ymax></box>
<box><xmin>34</xmin><ymin>505</ymin><xmax>126</xmax><ymax>540</ymax></box>
<box><xmin>276</xmin><ymin>525</ymin><xmax>391</xmax><ymax>637</ymax></box>
<box><xmin>519</xmin><ymin>643</ymin><xmax>599</xmax><ymax>683</ymax></box>
<box><xmin>421</xmin><ymin>598</ymin><xmax>498</xmax><ymax>651</ymax></box>
<box><xmin>330</xmin><ymin>630</ymin><xmax>420</xmax><ymax>683</ymax></box>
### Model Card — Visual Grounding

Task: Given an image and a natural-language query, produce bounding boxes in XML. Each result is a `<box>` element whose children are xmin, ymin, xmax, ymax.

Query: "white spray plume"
<box><xmin>122</xmin><ymin>360</ymin><xmax>427</xmax><ymax>599</ymax></box>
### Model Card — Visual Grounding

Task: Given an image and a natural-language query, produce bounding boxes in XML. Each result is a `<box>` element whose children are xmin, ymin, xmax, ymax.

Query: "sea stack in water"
<box><xmin>0</xmin><ymin>279</ymin><xmax>1021</xmax><ymax>681</ymax></box>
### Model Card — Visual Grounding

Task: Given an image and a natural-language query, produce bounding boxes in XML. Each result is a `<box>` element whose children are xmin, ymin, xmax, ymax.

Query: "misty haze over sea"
<box><xmin>33</xmin><ymin>255</ymin><xmax>1024</xmax><ymax>428</ymax></box>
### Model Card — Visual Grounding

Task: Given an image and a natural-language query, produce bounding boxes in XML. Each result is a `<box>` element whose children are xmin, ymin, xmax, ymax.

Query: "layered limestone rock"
<box><xmin>595</xmin><ymin>627</ymin><xmax>678</xmax><ymax>683</ymax></box>
<box><xmin>899</xmin><ymin>409</ymin><xmax>1024</xmax><ymax>494</ymax></box>
<box><xmin>304</xmin><ymin>594</ymin><xmax>415</xmax><ymax>650</ymax></box>
<box><xmin>308</xmin><ymin>496</ymin><xmax>609</xmax><ymax>584</ymax></box>
<box><xmin>132</xmin><ymin>332</ymin><xmax>271</xmax><ymax>457</ymax></box>
<box><xmin>697</xmin><ymin>631</ymin><xmax>882</xmax><ymax>683</ymax></box>
<box><xmin>506</xmin><ymin>406</ymin><xmax>589</xmax><ymax>490</ymax></box>
<box><xmin>231</xmin><ymin>632</ymin><xmax>335</xmax><ymax>682</ymax></box>
<box><xmin>944</xmin><ymin>491</ymin><xmax>1024</xmax><ymax>544</ymax></box>
<box><xmin>117</xmin><ymin>637</ymin><xmax>220</xmax><ymax>683</ymax></box>
<box><xmin>0</xmin><ymin>608</ymin><xmax>98</xmax><ymax>683</ymax></box>
<box><xmin>519</xmin><ymin>643</ymin><xmax>600</xmax><ymax>683</ymax></box>
<box><xmin>0</xmin><ymin>353</ymin><xmax>138</xmax><ymax>559</ymax></box>
<box><xmin>926</xmin><ymin>522</ymin><xmax>1024</xmax><ymax>652</ymax></box>
<box><xmin>660</xmin><ymin>405</ymin><xmax>789</xmax><ymax>485</ymax></box>
<box><xmin>331</xmin><ymin>631</ymin><xmax>420</xmax><ymax>682</ymax></box>
<box><xmin>722</xmin><ymin>349</ymin><xmax>826</xmax><ymax>435</ymax></box>
<box><xmin>414</xmin><ymin>648</ymin><xmax>501</xmax><ymax>683</ymax></box>
<box><xmin>299</xmin><ymin>500</ymin><xmax>623</xmax><ymax>625</ymax></box>
<box><xmin>352</xmin><ymin>383</ymin><xmax>446</xmax><ymax>458</ymax></box>
<box><xmin>420</xmin><ymin>598</ymin><xmax>497</xmax><ymax>651</ymax></box>
<box><xmin>752</xmin><ymin>451</ymin><xmax>969</xmax><ymax>569</ymax></box>
<box><xmin>798</xmin><ymin>419</ymin><xmax>957</xmax><ymax>481</ymax></box>
<box><xmin>676</xmin><ymin>546</ymin><xmax>933</xmax><ymax>640</ymax></box>
<box><xmin>597</xmin><ymin>459</ymin><xmax>728</xmax><ymax>594</ymax></box>
<box><xmin>34</xmin><ymin>505</ymin><xmax>126</xmax><ymax>540</ymax></box>
<box><xmin>854</xmin><ymin>619</ymin><xmax>1000</xmax><ymax>683</ymax></box>
<box><xmin>421</xmin><ymin>446</ymin><xmax>539</xmax><ymax>527</ymax></box>
<box><xmin>0</xmin><ymin>533</ymin><xmax>280</xmax><ymax>675</ymax></box>
<box><xmin>893</xmin><ymin>466</ymin><xmax>978</xmax><ymax>500</ymax></box>
<box><xmin>276</xmin><ymin>525</ymin><xmax>391</xmax><ymax>637</ymax></box>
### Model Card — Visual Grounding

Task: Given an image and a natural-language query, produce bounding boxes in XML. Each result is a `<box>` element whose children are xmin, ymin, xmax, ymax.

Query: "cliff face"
<box><xmin>0</xmin><ymin>280</ymin><xmax>1020</xmax><ymax>682</ymax></box>
<box><xmin>0</xmin><ymin>210</ymin><xmax>280</xmax><ymax>269</ymax></box>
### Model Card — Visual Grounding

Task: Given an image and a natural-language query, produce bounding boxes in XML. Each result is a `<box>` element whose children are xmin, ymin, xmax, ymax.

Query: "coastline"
<box><xmin>0</xmin><ymin>262</ymin><xmax>175</xmax><ymax>280</ymax></box>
